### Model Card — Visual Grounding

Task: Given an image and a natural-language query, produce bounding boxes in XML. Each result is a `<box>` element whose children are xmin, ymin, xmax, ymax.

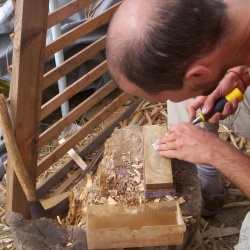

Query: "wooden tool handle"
<box><xmin>0</xmin><ymin>94</ymin><xmax>36</xmax><ymax>201</ymax></box>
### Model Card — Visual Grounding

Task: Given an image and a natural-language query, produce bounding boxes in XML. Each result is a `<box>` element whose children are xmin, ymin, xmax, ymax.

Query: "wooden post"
<box><xmin>6</xmin><ymin>0</ymin><xmax>49</xmax><ymax>218</ymax></box>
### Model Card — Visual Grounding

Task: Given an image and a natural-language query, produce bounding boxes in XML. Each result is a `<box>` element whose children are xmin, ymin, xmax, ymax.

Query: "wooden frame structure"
<box><xmin>6</xmin><ymin>0</ymin><xmax>139</xmax><ymax>218</ymax></box>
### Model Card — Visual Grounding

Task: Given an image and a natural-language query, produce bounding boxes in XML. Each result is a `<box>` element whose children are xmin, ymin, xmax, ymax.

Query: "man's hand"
<box><xmin>156</xmin><ymin>122</ymin><xmax>223</xmax><ymax>164</ymax></box>
<box><xmin>156</xmin><ymin>122</ymin><xmax>250</xmax><ymax>199</ymax></box>
<box><xmin>188</xmin><ymin>66</ymin><xmax>250</xmax><ymax>123</ymax></box>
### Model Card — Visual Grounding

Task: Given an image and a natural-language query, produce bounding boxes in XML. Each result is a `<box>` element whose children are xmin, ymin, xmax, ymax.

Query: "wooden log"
<box><xmin>6</xmin><ymin>212</ymin><xmax>87</xmax><ymax>249</ymax></box>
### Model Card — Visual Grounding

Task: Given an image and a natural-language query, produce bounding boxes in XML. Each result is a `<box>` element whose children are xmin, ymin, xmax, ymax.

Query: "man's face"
<box><xmin>115</xmin><ymin>69</ymin><xmax>226</xmax><ymax>103</ymax></box>
<box><xmin>118</xmin><ymin>79</ymin><xmax>192</xmax><ymax>102</ymax></box>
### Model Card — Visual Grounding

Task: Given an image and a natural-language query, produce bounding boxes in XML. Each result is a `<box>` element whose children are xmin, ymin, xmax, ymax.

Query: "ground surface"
<box><xmin>0</xmin><ymin>99</ymin><xmax>249</xmax><ymax>249</ymax></box>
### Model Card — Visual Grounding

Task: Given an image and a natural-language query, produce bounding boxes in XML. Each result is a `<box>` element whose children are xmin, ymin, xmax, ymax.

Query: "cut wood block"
<box><xmin>86</xmin><ymin>201</ymin><xmax>185</xmax><ymax>249</ymax></box>
<box><xmin>143</xmin><ymin>125</ymin><xmax>173</xmax><ymax>190</ymax></box>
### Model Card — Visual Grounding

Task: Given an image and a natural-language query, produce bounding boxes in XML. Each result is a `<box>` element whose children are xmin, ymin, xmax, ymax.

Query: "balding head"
<box><xmin>107</xmin><ymin>0</ymin><xmax>157</xmax><ymax>82</ymax></box>
<box><xmin>106</xmin><ymin>0</ymin><xmax>230</xmax><ymax>94</ymax></box>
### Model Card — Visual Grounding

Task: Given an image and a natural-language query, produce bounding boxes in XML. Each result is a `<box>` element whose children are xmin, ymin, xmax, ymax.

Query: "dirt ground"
<box><xmin>0</xmin><ymin>99</ymin><xmax>249</xmax><ymax>249</ymax></box>
<box><xmin>192</xmin><ymin>184</ymin><xmax>249</xmax><ymax>250</ymax></box>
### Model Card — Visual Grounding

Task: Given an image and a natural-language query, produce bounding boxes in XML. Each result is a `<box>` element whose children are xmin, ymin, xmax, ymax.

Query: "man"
<box><xmin>106</xmin><ymin>0</ymin><xmax>250</xmax><ymax>247</ymax></box>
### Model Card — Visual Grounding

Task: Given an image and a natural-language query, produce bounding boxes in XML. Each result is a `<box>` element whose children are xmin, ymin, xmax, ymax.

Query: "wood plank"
<box><xmin>47</xmin><ymin>0</ymin><xmax>96</xmax><ymax>29</ymax></box>
<box><xmin>45</xmin><ymin>3</ymin><xmax>120</xmax><ymax>59</ymax></box>
<box><xmin>52</xmin><ymin>168</ymin><xmax>82</xmax><ymax>197</ymax></box>
<box><xmin>143</xmin><ymin>125</ymin><xmax>173</xmax><ymax>190</ymax></box>
<box><xmin>43</xmin><ymin>36</ymin><xmax>106</xmax><ymax>89</ymax></box>
<box><xmin>37</xmin><ymin>92</ymin><xmax>132</xmax><ymax>177</ymax></box>
<box><xmin>7</xmin><ymin>0</ymin><xmax>49</xmax><ymax>218</ymax></box>
<box><xmin>40</xmin><ymin>192</ymin><xmax>69</xmax><ymax>210</ymax></box>
<box><xmin>41</xmin><ymin>61</ymin><xmax>108</xmax><ymax>119</ymax></box>
<box><xmin>36</xmin><ymin>98</ymin><xmax>142</xmax><ymax>198</ymax></box>
<box><xmin>39</xmin><ymin>80</ymin><xmax>117</xmax><ymax>147</ymax></box>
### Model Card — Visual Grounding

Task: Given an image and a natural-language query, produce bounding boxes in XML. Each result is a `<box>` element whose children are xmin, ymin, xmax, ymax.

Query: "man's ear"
<box><xmin>185</xmin><ymin>65</ymin><xmax>211</xmax><ymax>79</ymax></box>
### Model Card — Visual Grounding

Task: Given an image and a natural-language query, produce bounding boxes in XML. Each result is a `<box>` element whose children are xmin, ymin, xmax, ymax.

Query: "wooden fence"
<box><xmin>7</xmin><ymin>0</ymin><xmax>139</xmax><ymax>218</ymax></box>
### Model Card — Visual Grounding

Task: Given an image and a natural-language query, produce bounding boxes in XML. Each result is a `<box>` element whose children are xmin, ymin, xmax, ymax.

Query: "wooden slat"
<box><xmin>47</xmin><ymin>0</ymin><xmax>96</xmax><ymax>29</ymax></box>
<box><xmin>41</xmin><ymin>61</ymin><xmax>108</xmax><ymax>120</ymax></box>
<box><xmin>39</xmin><ymin>80</ymin><xmax>117</xmax><ymax>147</ymax></box>
<box><xmin>37</xmin><ymin>92</ymin><xmax>132</xmax><ymax>177</ymax></box>
<box><xmin>36</xmin><ymin>98</ymin><xmax>142</xmax><ymax>198</ymax></box>
<box><xmin>45</xmin><ymin>2</ymin><xmax>120</xmax><ymax>59</ymax></box>
<box><xmin>40</xmin><ymin>192</ymin><xmax>69</xmax><ymax>210</ymax></box>
<box><xmin>36</xmin><ymin>162</ymin><xmax>77</xmax><ymax>198</ymax></box>
<box><xmin>43</xmin><ymin>36</ymin><xmax>106</xmax><ymax>89</ymax></box>
<box><xmin>52</xmin><ymin>168</ymin><xmax>83</xmax><ymax>197</ymax></box>
<box><xmin>7</xmin><ymin>0</ymin><xmax>49</xmax><ymax>218</ymax></box>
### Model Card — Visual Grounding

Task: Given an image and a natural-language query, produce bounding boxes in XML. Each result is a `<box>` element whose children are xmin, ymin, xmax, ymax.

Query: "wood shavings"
<box><xmin>153</xmin><ymin>198</ymin><xmax>161</xmax><ymax>202</ymax></box>
<box><xmin>218</xmin><ymin>124</ymin><xmax>250</xmax><ymax>154</ymax></box>
<box><xmin>202</xmin><ymin>226</ymin><xmax>240</xmax><ymax>239</ymax></box>
<box><xmin>165</xmin><ymin>195</ymin><xmax>185</xmax><ymax>205</ymax></box>
<box><xmin>57</xmin><ymin>216</ymin><xmax>63</xmax><ymax>225</ymax></box>
<box><xmin>165</xmin><ymin>195</ymin><xmax>175</xmax><ymax>201</ymax></box>
<box><xmin>177</xmin><ymin>197</ymin><xmax>186</xmax><ymax>205</ymax></box>
<box><xmin>108</xmin><ymin>196</ymin><xmax>118</xmax><ymax>205</ymax></box>
<box><xmin>128</xmin><ymin>101</ymin><xmax>167</xmax><ymax>126</ymax></box>
<box><xmin>239</xmin><ymin>136</ymin><xmax>245</xmax><ymax>149</ymax></box>
<box><xmin>66</xmin><ymin>126</ymin><xmax>146</xmax><ymax>226</ymax></box>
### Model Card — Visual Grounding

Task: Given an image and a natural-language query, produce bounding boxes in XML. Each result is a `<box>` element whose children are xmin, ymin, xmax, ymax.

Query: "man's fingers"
<box><xmin>157</xmin><ymin>132</ymin><xmax>176</xmax><ymax>144</ymax></box>
<box><xmin>157</xmin><ymin>141</ymin><xmax>176</xmax><ymax>151</ymax></box>
<box><xmin>187</xmin><ymin>96</ymin><xmax>208</xmax><ymax>120</ymax></box>
<box><xmin>158</xmin><ymin>149</ymin><xmax>176</xmax><ymax>159</ymax></box>
<box><xmin>201</xmin><ymin>89</ymin><xmax>222</xmax><ymax>115</ymax></box>
<box><xmin>207</xmin><ymin>98</ymin><xmax>239</xmax><ymax>122</ymax></box>
<box><xmin>205</xmin><ymin>113</ymin><xmax>222</xmax><ymax>123</ymax></box>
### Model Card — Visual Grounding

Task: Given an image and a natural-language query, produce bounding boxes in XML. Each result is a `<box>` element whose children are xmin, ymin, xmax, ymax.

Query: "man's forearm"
<box><xmin>207</xmin><ymin>142</ymin><xmax>250</xmax><ymax>199</ymax></box>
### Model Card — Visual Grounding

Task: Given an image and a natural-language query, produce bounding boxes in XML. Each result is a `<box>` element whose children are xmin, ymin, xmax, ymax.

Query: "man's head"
<box><xmin>106</xmin><ymin>0</ymin><xmax>232</xmax><ymax>102</ymax></box>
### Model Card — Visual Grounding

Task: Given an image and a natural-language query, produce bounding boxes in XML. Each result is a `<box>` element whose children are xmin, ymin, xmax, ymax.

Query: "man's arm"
<box><xmin>156</xmin><ymin>122</ymin><xmax>250</xmax><ymax>198</ymax></box>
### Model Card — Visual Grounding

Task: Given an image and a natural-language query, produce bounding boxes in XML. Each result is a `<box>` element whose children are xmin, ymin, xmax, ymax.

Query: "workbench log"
<box><xmin>7</xmin><ymin>159</ymin><xmax>201</xmax><ymax>250</ymax></box>
<box><xmin>7</xmin><ymin>126</ymin><xmax>202</xmax><ymax>250</ymax></box>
